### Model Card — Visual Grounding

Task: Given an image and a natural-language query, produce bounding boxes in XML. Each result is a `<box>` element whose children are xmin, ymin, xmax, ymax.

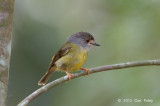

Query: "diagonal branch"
<box><xmin>17</xmin><ymin>60</ymin><xmax>160</xmax><ymax>106</ymax></box>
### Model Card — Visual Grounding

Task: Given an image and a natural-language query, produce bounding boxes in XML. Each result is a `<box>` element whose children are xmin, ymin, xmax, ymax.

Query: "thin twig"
<box><xmin>17</xmin><ymin>60</ymin><xmax>160</xmax><ymax>106</ymax></box>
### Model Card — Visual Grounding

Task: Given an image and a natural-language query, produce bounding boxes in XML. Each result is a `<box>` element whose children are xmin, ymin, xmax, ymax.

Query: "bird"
<box><xmin>38</xmin><ymin>32</ymin><xmax>100</xmax><ymax>85</ymax></box>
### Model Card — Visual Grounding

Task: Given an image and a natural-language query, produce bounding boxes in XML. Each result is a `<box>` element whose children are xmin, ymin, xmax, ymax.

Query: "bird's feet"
<box><xmin>65</xmin><ymin>72</ymin><xmax>74</xmax><ymax>82</ymax></box>
<box><xmin>80</xmin><ymin>68</ymin><xmax>90</xmax><ymax>77</ymax></box>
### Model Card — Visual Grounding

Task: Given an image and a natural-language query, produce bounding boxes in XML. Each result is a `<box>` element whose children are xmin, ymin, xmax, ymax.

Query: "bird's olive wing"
<box><xmin>48</xmin><ymin>45</ymin><xmax>72</xmax><ymax>70</ymax></box>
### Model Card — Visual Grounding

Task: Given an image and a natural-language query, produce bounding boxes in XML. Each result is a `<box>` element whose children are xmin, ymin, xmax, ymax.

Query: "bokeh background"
<box><xmin>7</xmin><ymin>0</ymin><xmax>160</xmax><ymax>106</ymax></box>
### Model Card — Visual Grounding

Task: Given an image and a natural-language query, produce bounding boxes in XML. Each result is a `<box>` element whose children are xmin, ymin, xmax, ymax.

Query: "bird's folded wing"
<box><xmin>48</xmin><ymin>44</ymin><xmax>72</xmax><ymax>70</ymax></box>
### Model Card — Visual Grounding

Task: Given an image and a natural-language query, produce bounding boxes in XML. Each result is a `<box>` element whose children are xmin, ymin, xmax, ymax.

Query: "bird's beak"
<box><xmin>90</xmin><ymin>42</ymin><xmax>100</xmax><ymax>46</ymax></box>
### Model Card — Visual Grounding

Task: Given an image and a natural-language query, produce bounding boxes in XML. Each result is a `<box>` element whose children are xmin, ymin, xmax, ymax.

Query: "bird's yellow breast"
<box><xmin>55</xmin><ymin>43</ymin><xmax>88</xmax><ymax>72</ymax></box>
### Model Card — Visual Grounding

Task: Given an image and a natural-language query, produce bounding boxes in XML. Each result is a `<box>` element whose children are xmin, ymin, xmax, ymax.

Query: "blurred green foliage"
<box><xmin>7</xmin><ymin>0</ymin><xmax>160</xmax><ymax>106</ymax></box>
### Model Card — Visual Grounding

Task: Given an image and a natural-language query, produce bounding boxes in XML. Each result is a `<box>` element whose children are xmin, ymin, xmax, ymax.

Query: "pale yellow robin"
<box><xmin>38</xmin><ymin>32</ymin><xmax>100</xmax><ymax>85</ymax></box>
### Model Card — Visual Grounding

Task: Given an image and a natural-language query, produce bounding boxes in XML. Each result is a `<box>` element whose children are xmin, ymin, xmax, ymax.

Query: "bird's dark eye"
<box><xmin>86</xmin><ymin>39</ymin><xmax>90</xmax><ymax>42</ymax></box>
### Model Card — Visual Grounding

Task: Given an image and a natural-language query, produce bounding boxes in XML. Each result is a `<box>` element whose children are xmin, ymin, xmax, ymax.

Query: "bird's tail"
<box><xmin>38</xmin><ymin>67</ymin><xmax>56</xmax><ymax>86</ymax></box>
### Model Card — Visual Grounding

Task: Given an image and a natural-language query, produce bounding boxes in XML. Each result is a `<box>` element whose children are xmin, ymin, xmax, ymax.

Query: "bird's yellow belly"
<box><xmin>55</xmin><ymin>47</ymin><xmax>88</xmax><ymax>72</ymax></box>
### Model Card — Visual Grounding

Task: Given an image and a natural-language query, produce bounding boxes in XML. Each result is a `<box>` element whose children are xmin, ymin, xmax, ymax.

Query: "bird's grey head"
<box><xmin>67</xmin><ymin>32</ymin><xmax>100</xmax><ymax>51</ymax></box>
